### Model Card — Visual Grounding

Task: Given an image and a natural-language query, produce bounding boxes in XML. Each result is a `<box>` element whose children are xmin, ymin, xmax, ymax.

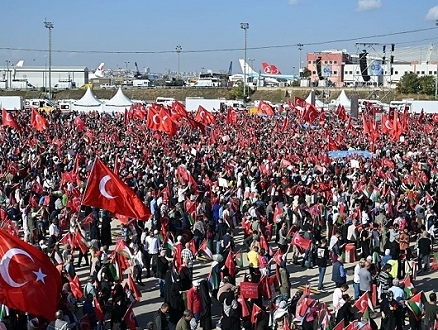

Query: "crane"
<box><xmin>134</xmin><ymin>62</ymin><xmax>142</xmax><ymax>78</ymax></box>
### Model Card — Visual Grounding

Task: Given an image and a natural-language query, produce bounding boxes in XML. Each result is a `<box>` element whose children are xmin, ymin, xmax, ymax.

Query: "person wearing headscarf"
<box><xmin>220</xmin><ymin>290</ymin><xmax>240</xmax><ymax>330</ymax></box>
<box><xmin>169</xmin><ymin>276</ymin><xmax>184</xmax><ymax>324</ymax></box>
<box><xmin>198</xmin><ymin>279</ymin><xmax>213</xmax><ymax>330</ymax></box>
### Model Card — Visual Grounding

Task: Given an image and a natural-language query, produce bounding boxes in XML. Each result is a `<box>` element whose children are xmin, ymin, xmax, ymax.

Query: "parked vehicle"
<box><xmin>0</xmin><ymin>96</ymin><xmax>24</xmax><ymax>110</ymax></box>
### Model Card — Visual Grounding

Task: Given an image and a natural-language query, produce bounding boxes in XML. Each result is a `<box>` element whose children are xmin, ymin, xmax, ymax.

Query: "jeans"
<box><xmin>318</xmin><ymin>267</ymin><xmax>326</xmax><ymax>290</ymax></box>
<box><xmin>275</xmin><ymin>293</ymin><xmax>290</xmax><ymax>305</ymax></box>
<box><xmin>158</xmin><ymin>278</ymin><xmax>165</xmax><ymax>297</ymax></box>
<box><xmin>194</xmin><ymin>235</ymin><xmax>202</xmax><ymax>250</ymax></box>
<box><xmin>353</xmin><ymin>282</ymin><xmax>360</xmax><ymax>300</ymax></box>
<box><xmin>215</xmin><ymin>240</ymin><xmax>222</xmax><ymax>254</ymax></box>
<box><xmin>419</xmin><ymin>254</ymin><xmax>430</xmax><ymax>271</ymax></box>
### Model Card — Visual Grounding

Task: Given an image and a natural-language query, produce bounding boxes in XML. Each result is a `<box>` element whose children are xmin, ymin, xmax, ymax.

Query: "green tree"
<box><xmin>301</xmin><ymin>67</ymin><xmax>312</xmax><ymax>78</ymax></box>
<box><xmin>396</xmin><ymin>72</ymin><xmax>420</xmax><ymax>94</ymax></box>
<box><xmin>229</xmin><ymin>84</ymin><xmax>253</xmax><ymax>100</ymax></box>
<box><xmin>418</xmin><ymin>75</ymin><xmax>436</xmax><ymax>96</ymax></box>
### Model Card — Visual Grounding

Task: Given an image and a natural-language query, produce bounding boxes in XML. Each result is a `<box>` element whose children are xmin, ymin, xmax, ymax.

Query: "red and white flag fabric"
<box><xmin>250</xmin><ymin>303</ymin><xmax>263</xmax><ymax>325</ymax></box>
<box><xmin>74</xmin><ymin>116</ymin><xmax>87</xmax><ymax>131</ymax></box>
<box><xmin>354</xmin><ymin>292</ymin><xmax>374</xmax><ymax>313</ymax></box>
<box><xmin>176</xmin><ymin>165</ymin><xmax>198</xmax><ymax>190</ymax></box>
<box><xmin>0</xmin><ymin>229</ymin><xmax>62</xmax><ymax>320</ymax></box>
<box><xmin>68</xmin><ymin>274</ymin><xmax>83</xmax><ymax>300</ymax></box>
<box><xmin>30</xmin><ymin>108</ymin><xmax>48</xmax><ymax>132</ymax></box>
<box><xmin>94</xmin><ymin>297</ymin><xmax>106</xmax><ymax>322</ymax></box>
<box><xmin>226</xmin><ymin>106</ymin><xmax>237</xmax><ymax>125</ymax></box>
<box><xmin>194</xmin><ymin>105</ymin><xmax>216</xmax><ymax>125</ymax></box>
<box><xmin>2</xmin><ymin>109</ymin><xmax>20</xmax><ymax>131</ymax></box>
<box><xmin>123</xmin><ymin>303</ymin><xmax>137</xmax><ymax>330</ymax></box>
<box><xmin>128</xmin><ymin>273</ymin><xmax>142</xmax><ymax>301</ymax></box>
<box><xmin>291</xmin><ymin>232</ymin><xmax>311</xmax><ymax>250</ymax></box>
<box><xmin>82</xmin><ymin>158</ymin><xmax>151</xmax><ymax>220</ymax></box>
<box><xmin>294</xmin><ymin>96</ymin><xmax>307</xmax><ymax>108</ymax></box>
<box><xmin>303</xmin><ymin>104</ymin><xmax>319</xmax><ymax>124</ymax></box>
<box><xmin>258</xmin><ymin>100</ymin><xmax>275</xmax><ymax>116</ymax></box>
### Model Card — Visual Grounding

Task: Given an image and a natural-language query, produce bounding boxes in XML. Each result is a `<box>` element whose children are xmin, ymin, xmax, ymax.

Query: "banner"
<box><xmin>240</xmin><ymin>282</ymin><xmax>259</xmax><ymax>299</ymax></box>
<box><xmin>370</xmin><ymin>60</ymin><xmax>383</xmax><ymax>76</ymax></box>
<box><xmin>322</xmin><ymin>65</ymin><xmax>332</xmax><ymax>77</ymax></box>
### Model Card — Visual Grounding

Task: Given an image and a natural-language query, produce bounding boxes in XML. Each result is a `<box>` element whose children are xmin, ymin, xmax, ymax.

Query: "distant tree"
<box><xmin>229</xmin><ymin>84</ymin><xmax>253</xmax><ymax>101</ymax></box>
<box><xmin>301</xmin><ymin>67</ymin><xmax>311</xmax><ymax>78</ymax></box>
<box><xmin>291</xmin><ymin>79</ymin><xmax>300</xmax><ymax>87</ymax></box>
<box><xmin>418</xmin><ymin>75</ymin><xmax>436</xmax><ymax>96</ymax></box>
<box><xmin>396</xmin><ymin>72</ymin><xmax>420</xmax><ymax>94</ymax></box>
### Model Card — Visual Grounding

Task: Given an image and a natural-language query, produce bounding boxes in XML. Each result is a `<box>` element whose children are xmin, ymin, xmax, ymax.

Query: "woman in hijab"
<box><xmin>220</xmin><ymin>290</ymin><xmax>240</xmax><ymax>330</ymax></box>
<box><xmin>199</xmin><ymin>279</ymin><xmax>213</xmax><ymax>330</ymax></box>
<box><xmin>169</xmin><ymin>275</ymin><xmax>184</xmax><ymax>324</ymax></box>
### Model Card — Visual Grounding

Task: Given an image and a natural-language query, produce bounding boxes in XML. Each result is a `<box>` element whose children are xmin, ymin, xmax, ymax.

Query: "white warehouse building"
<box><xmin>1</xmin><ymin>65</ymin><xmax>89</xmax><ymax>89</ymax></box>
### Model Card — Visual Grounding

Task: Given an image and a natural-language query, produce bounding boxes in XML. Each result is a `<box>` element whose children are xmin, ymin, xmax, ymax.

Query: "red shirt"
<box><xmin>186</xmin><ymin>287</ymin><xmax>202</xmax><ymax>314</ymax></box>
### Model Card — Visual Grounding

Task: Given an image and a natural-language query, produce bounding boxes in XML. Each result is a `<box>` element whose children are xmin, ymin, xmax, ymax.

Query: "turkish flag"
<box><xmin>80</xmin><ymin>315</ymin><xmax>91</xmax><ymax>330</ymax></box>
<box><xmin>354</xmin><ymin>292</ymin><xmax>371</xmax><ymax>313</ymax></box>
<box><xmin>336</xmin><ymin>104</ymin><xmax>347</xmax><ymax>120</ymax></box>
<box><xmin>2</xmin><ymin>109</ymin><xmax>20</xmax><ymax>131</ymax></box>
<box><xmin>250</xmin><ymin>303</ymin><xmax>263</xmax><ymax>325</ymax></box>
<box><xmin>123</xmin><ymin>303</ymin><xmax>137</xmax><ymax>330</ymax></box>
<box><xmin>82</xmin><ymin>213</ymin><xmax>95</xmax><ymax>226</ymax></box>
<box><xmin>328</xmin><ymin>136</ymin><xmax>340</xmax><ymax>151</ymax></box>
<box><xmin>158</xmin><ymin>107</ymin><xmax>178</xmax><ymax>135</ymax></box>
<box><xmin>146</xmin><ymin>106</ymin><xmax>162</xmax><ymax>131</ymax></box>
<box><xmin>30</xmin><ymin>108</ymin><xmax>48</xmax><ymax>132</ymax></box>
<box><xmin>94</xmin><ymin>297</ymin><xmax>105</xmax><ymax>322</ymax></box>
<box><xmin>68</xmin><ymin>274</ymin><xmax>83</xmax><ymax>300</ymax></box>
<box><xmin>258</xmin><ymin>100</ymin><xmax>274</xmax><ymax>116</ymax></box>
<box><xmin>133</xmin><ymin>103</ymin><xmax>146</xmax><ymax>120</ymax></box>
<box><xmin>294</xmin><ymin>96</ymin><xmax>307</xmax><ymax>108</ymax></box>
<box><xmin>281</xmin><ymin>116</ymin><xmax>289</xmax><ymax>132</ymax></box>
<box><xmin>0</xmin><ymin>230</ymin><xmax>62</xmax><ymax>320</ymax></box>
<box><xmin>124</xmin><ymin>108</ymin><xmax>129</xmax><ymax>126</ymax></box>
<box><xmin>185</xmin><ymin>116</ymin><xmax>206</xmax><ymax>135</ymax></box>
<box><xmin>82</xmin><ymin>158</ymin><xmax>151</xmax><ymax>220</ymax></box>
<box><xmin>432</xmin><ymin>113</ymin><xmax>438</xmax><ymax>123</ymax></box>
<box><xmin>194</xmin><ymin>105</ymin><xmax>216</xmax><ymax>125</ymax></box>
<box><xmin>176</xmin><ymin>165</ymin><xmax>198</xmax><ymax>190</ymax></box>
<box><xmin>418</xmin><ymin>109</ymin><xmax>424</xmax><ymax>123</ymax></box>
<box><xmin>291</xmin><ymin>232</ymin><xmax>311</xmax><ymax>250</ymax></box>
<box><xmin>128</xmin><ymin>273</ymin><xmax>142</xmax><ymax>301</ymax></box>
<box><xmin>382</xmin><ymin>158</ymin><xmax>395</xmax><ymax>169</ymax></box>
<box><xmin>303</xmin><ymin>104</ymin><xmax>319</xmax><ymax>124</ymax></box>
<box><xmin>272</xmin><ymin>248</ymin><xmax>284</xmax><ymax>265</ymax></box>
<box><xmin>74</xmin><ymin>116</ymin><xmax>87</xmax><ymax>131</ymax></box>
<box><xmin>381</xmin><ymin>115</ymin><xmax>392</xmax><ymax>134</ymax></box>
<box><xmin>362</xmin><ymin>114</ymin><xmax>370</xmax><ymax>134</ymax></box>
<box><xmin>237</xmin><ymin>295</ymin><xmax>250</xmax><ymax>317</ymax></box>
<box><xmin>225</xmin><ymin>249</ymin><xmax>236</xmax><ymax>277</ymax></box>
<box><xmin>226</xmin><ymin>106</ymin><xmax>237</xmax><ymax>125</ymax></box>
<box><xmin>73</xmin><ymin>230</ymin><xmax>88</xmax><ymax>255</ymax></box>
<box><xmin>169</xmin><ymin>101</ymin><xmax>188</xmax><ymax>120</ymax></box>
<box><xmin>319</xmin><ymin>108</ymin><xmax>326</xmax><ymax>126</ymax></box>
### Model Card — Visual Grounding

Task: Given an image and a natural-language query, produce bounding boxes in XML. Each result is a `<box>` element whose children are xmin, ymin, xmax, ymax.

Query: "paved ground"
<box><xmin>73</xmin><ymin>220</ymin><xmax>438</xmax><ymax>329</ymax></box>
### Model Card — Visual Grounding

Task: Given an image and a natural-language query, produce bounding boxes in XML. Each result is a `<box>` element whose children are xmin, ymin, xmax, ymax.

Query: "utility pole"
<box><xmin>240</xmin><ymin>23</ymin><xmax>249</xmax><ymax>100</ymax></box>
<box><xmin>44</xmin><ymin>19</ymin><xmax>54</xmax><ymax>100</ymax></box>
<box><xmin>297</xmin><ymin>43</ymin><xmax>303</xmax><ymax>77</ymax></box>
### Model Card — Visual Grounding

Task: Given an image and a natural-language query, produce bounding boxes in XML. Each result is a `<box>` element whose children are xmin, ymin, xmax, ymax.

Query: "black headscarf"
<box><xmin>199</xmin><ymin>279</ymin><xmax>212</xmax><ymax>330</ymax></box>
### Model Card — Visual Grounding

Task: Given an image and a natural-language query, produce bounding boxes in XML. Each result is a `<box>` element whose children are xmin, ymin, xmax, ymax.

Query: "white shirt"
<box><xmin>332</xmin><ymin>288</ymin><xmax>344</xmax><ymax>312</ymax></box>
<box><xmin>353</xmin><ymin>263</ymin><xmax>361</xmax><ymax>284</ymax></box>
<box><xmin>145</xmin><ymin>235</ymin><xmax>160</xmax><ymax>254</ymax></box>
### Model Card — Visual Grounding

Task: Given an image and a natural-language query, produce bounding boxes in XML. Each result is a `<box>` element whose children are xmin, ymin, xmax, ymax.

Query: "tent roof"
<box><xmin>74</xmin><ymin>88</ymin><xmax>102</xmax><ymax>106</ymax></box>
<box><xmin>336</xmin><ymin>90</ymin><xmax>351</xmax><ymax>107</ymax></box>
<box><xmin>105</xmin><ymin>87</ymin><xmax>133</xmax><ymax>107</ymax></box>
<box><xmin>305</xmin><ymin>90</ymin><xmax>324</xmax><ymax>108</ymax></box>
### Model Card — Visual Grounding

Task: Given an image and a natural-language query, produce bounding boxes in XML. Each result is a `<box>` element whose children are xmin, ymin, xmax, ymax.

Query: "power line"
<box><xmin>0</xmin><ymin>26</ymin><xmax>436</xmax><ymax>55</ymax></box>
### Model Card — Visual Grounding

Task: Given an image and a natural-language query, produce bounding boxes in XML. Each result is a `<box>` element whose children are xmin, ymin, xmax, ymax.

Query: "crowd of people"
<box><xmin>0</xmin><ymin>100</ymin><xmax>437</xmax><ymax>330</ymax></box>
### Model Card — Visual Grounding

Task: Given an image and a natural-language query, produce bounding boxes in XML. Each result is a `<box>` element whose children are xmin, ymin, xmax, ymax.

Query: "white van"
<box><xmin>155</xmin><ymin>97</ymin><xmax>175</xmax><ymax>107</ymax></box>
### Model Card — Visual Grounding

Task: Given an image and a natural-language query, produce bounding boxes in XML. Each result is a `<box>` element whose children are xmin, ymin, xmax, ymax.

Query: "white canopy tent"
<box><xmin>335</xmin><ymin>89</ymin><xmax>351</xmax><ymax>108</ymax></box>
<box><xmin>72</xmin><ymin>88</ymin><xmax>103</xmax><ymax>111</ymax></box>
<box><xmin>104</xmin><ymin>87</ymin><xmax>133</xmax><ymax>112</ymax></box>
<box><xmin>305</xmin><ymin>89</ymin><xmax>324</xmax><ymax>108</ymax></box>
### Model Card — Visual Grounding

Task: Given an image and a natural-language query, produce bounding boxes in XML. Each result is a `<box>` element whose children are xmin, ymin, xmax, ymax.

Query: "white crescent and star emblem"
<box><xmin>99</xmin><ymin>175</ymin><xmax>116</xmax><ymax>199</ymax></box>
<box><xmin>5</xmin><ymin>113</ymin><xmax>12</xmax><ymax>121</ymax></box>
<box><xmin>200</xmin><ymin>110</ymin><xmax>205</xmax><ymax>118</ymax></box>
<box><xmin>0</xmin><ymin>248</ymin><xmax>47</xmax><ymax>287</ymax></box>
<box><xmin>161</xmin><ymin>115</ymin><xmax>168</xmax><ymax>124</ymax></box>
<box><xmin>360</xmin><ymin>298</ymin><xmax>368</xmax><ymax>311</ymax></box>
<box><xmin>384</xmin><ymin>120</ymin><xmax>393</xmax><ymax>130</ymax></box>
<box><xmin>152</xmin><ymin>114</ymin><xmax>160</xmax><ymax>125</ymax></box>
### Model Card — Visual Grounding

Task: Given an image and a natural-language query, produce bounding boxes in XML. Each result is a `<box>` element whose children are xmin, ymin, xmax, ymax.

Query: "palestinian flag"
<box><xmin>235</xmin><ymin>250</ymin><xmax>244</xmax><ymax>268</ymax></box>
<box><xmin>163</xmin><ymin>234</ymin><xmax>174</xmax><ymax>252</ymax></box>
<box><xmin>199</xmin><ymin>239</ymin><xmax>213</xmax><ymax>260</ymax></box>
<box><xmin>362</xmin><ymin>307</ymin><xmax>370</xmax><ymax>321</ymax></box>
<box><xmin>401</xmin><ymin>276</ymin><xmax>414</xmax><ymax>298</ymax></box>
<box><xmin>370</xmin><ymin>186</ymin><xmax>380</xmax><ymax>202</ymax></box>
<box><xmin>208</xmin><ymin>268</ymin><xmax>220</xmax><ymax>290</ymax></box>
<box><xmin>363</xmin><ymin>185</ymin><xmax>371</xmax><ymax>198</ymax></box>
<box><xmin>406</xmin><ymin>292</ymin><xmax>423</xmax><ymax>321</ymax></box>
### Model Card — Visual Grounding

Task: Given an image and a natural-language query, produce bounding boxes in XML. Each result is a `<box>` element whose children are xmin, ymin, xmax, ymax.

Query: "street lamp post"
<box><xmin>240</xmin><ymin>23</ymin><xmax>249</xmax><ymax>99</ymax></box>
<box><xmin>124</xmin><ymin>61</ymin><xmax>130</xmax><ymax>72</ymax></box>
<box><xmin>297</xmin><ymin>43</ymin><xmax>303</xmax><ymax>78</ymax></box>
<box><xmin>44</xmin><ymin>19</ymin><xmax>54</xmax><ymax>100</ymax></box>
<box><xmin>5</xmin><ymin>60</ymin><xmax>10</xmax><ymax>88</ymax></box>
<box><xmin>176</xmin><ymin>45</ymin><xmax>182</xmax><ymax>78</ymax></box>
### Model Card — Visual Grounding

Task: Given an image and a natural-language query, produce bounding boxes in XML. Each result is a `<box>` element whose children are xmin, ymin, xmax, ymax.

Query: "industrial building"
<box><xmin>1</xmin><ymin>65</ymin><xmax>89</xmax><ymax>90</ymax></box>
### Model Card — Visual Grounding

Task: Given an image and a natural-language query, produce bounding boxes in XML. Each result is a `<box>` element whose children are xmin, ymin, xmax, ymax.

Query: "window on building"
<box><xmin>421</xmin><ymin>71</ymin><xmax>425</xmax><ymax>74</ymax></box>
<box><xmin>435</xmin><ymin>71</ymin><xmax>437</xmax><ymax>75</ymax></box>
<box><xmin>429</xmin><ymin>71</ymin><xmax>433</xmax><ymax>75</ymax></box>
<box><xmin>312</xmin><ymin>71</ymin><xmax>316</xmax><ymax>74</ymax></box>
<box><xmin>329</xmin><ymin>61</ymin><xmax>332</xmax><ymax>64</ymax></box>
<box><xmin>356</xmin><ymin>71</ymin><xmax>359</xmax><ymax>74</ymax></box>
<box><xmin>324</xmin><ymin>61</ymin><xmax>328</xmax><ymax>64</ymax></box>
<box><xmin>350</xmin><ymin>71</ymin><xmax>353</xmax><ymax>74</ymax></box>
<box><xmin>345</xmin><ymin>71</ymin><xmax>348</xmax><ymax>75</ymax></box>
<box><xmin>395</xmin><ymin>71</ymin><xmax>398</xmax><ymax>75</ymax></box>
<box><xmin>334</xmin><ymin>61</ymin><xmax>337</xmax><ymax>64</ymax></box>
<box><xmin>333</xmin><ymin>71</ymin><xmax>337</xmax><ymax>75</ymax></box>
<box><xmin>384</xmin><ymin>71</ymin><xmax>387</xmax><ymax>74</ymax></box>
<box><xmin>308</xmin><ymin>61</ymin><xmax>311</xmax><ymax>64</ymax></box>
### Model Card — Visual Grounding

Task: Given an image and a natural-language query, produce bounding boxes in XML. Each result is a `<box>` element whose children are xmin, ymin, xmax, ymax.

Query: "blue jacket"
<box><xmin>331</xmin><ymin>260</ymin><xmax>346</xmax><ymax>284</ymax></box>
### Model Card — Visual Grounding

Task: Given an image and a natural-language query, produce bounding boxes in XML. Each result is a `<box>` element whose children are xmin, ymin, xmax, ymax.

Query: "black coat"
<box><xmin>199</xmin><ymin>280</ymin><xmax>213</xmax><ymax>330</ymax></box>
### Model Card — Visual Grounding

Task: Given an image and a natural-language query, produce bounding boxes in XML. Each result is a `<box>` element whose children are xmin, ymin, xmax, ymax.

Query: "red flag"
<box><xmin>30</xmin><ymin>108</ymin><xmax>48</xmax><ymax>132</ymax></box>
<box><xmin>128</xmin><ymin>273</ymin><xmax>142</xmax><ymax>301</ymax></box>
<box><xmin>354</xmin><ymin>292</ymin><xmax>372</xmax><ymax>313</ymax></box>
<box><xmin>225</xmin><ymin>249</ymin><xmax>236</xmax><ymax>277</ymax></box>
<box><xmin>176</xmin><ymin>165</ymin><xmax>198</xmax><ymax>190</ymax></box>
<box><xmin>319</xmin><ymin>108</ymin><xmax>326</xmax><ymax>126</ymax></box>
<box><xmin>146</xmin><ymin>106</ymin><xmax>163</xmax><ymax>131</ymax></box>
<box><xmin>68</xmin><ymin>274</ymin><xmax>83</xmax><ymax>300</ymax></box>
<box><xmin>362</xmin><ymin>114</ymin><xmax>370</xmax><ymax>134</ymax></box>
<box><xmin>346</xmin><ymin>116</ymin><xmax>352</xmax><ymax>130</ymax></box>
<box><xmin>432</xmin><ymin>113</ymin><xmax>438</xmax><ymax>123</ymax></box>
<box><xmin>80</xmin><ymin>315</ymin><xmax>92</xmax><ymax>330</ymax></box>
<box><xmin>333</xmin><ymin>320</ymin><xmax>344</xmax><ymax>330</ymax></box>
<box><xmin>94</xmin><ymin>297</ymin><xmax>105</xmax><ymax>322</ymax></box>
<box><xmin>0</xmin><ymin>229</ymin><xmax>62</xmax><ymax>320</ymax></box>
<box><xmin>291</xmin><ymin>232</ymin><xmax>311</xmax><ymax>250</ymax></box>
<box><xmin>185</xmin><ymin>116</ymin><xmax>206</xmax><ymax>135</ymax></box>
<box><xmin>171</xmin><ymin>100</ymin><xmax>189</xmax><ymax>118</ymax></box>
<box><xmin>251</xmin><ymin>303</ymin><xmax>262</xmax><ymax>325</ymax></box>
<box><xmin>381</xmin><ymin>115</ymin><xmax>393</xmax><ymax>134</ymax></box>
<box><xmin>328</xmin><ymin>136</ymin><xmax>340</xmax><ymax>151</ymax></box>
<box><xmin>123</xmin><ymin>303</ymin><xmax>137</xmax><ymax>330</ymax></box>
<box><xmin>344</xmin><ymin>320</ymin><xmax>358</xmax><ymax>330</ymax></box>
<box><xmin>418</xmin><ymin>109</ymin><xmax>424</xmax><ymax>123</ymax></box>
<box><xmin>194</xmin><ymin>105</ymin><xmax>216</xmax><ymax>125</ymax></box>
<box><xmin>2</xmin><ymin>109</ymin><xmax>20</xmax><ymax>131</ymax></box>
<box><xmin>294</xmin><ymin>96</ymin><xmax>307</xmax><ymax>108</ymax></box>
<box><xmin>281</xmin><ymin>116</ymin><xmax>289</xmax><ymax>132</ymax></box>
<box><xmin>82</xmin><ymin>158</ymin><xmax>151</xmax><ymax>220</ymax></box>
<box><xmin>336</xmin><ymin>104</ymin><xmax>347</xmax><ymax>120</ymax></box>
<box><xmin>272</xmin><ymin>249</ymin><xmax>284</xmax><ymax>265</ymax></box>
<box><xmin>258</xmin><ymin>100</ymin><xmax>275</xmax><ymax>116</ymax></box>
<box><xmin>237</xmin><ymin>295</ymin><xmax>250</xmax><ymax>317</ymax></box>
<box><xmin>226</xmin><ymin>106</ymin><xmax>238</xmax><ymax>125</ymax></box>
<box><xmin>74</xmin><ymin>116</ymin><xmax>87</xmax><ymax>131</ymax></box>
<box><xmin>303</xmin><ymin>104</ymin><xmax>319</xmax><ymax>124</ymax></box>
<box><xmin>382</xmin><ymin>157</ymin><xmax>395</xmax><ymax>169</ymax></box>
<box><xmin>124</xmin><ymin>108</ymin><xmax>129</xmax><ymax>126</ymax></box>
<box><xmin>74</xmin><ymin>230</ymin><xmax>88</xmax><ymax>255</ymax></box>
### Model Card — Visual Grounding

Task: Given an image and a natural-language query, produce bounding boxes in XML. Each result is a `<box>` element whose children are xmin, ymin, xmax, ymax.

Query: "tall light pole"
<box><xmin>5</xmin><ymin>60</ymin><xmax>10</xmax><ymax>88</ymax></box>
<box><xmin>44</xmin><ymin>19</ymin><xmax>54</xmax><ymax>100</ymax></box>
<box><xmin>240</xmin><ymin>23</ymin><xmax>249</xmax><ymax>99</ymax></box>
<box><xmin>435</xmin><ymin>20</ymin><xmax>438</xmax><ymax>99</ymax></box>
<box><xmin>176</xmin><ymin>45</ymin><xmax>182</xmax><ymax>78</ymax></box>
<box><xmin>297</xmin><ymin>43</ymin><xmax>303</xmax><ymax>78</ymax></box>
<box><xmin>124</xmin><ymin>61</ymin><xmax>130</xmax><ymax>71</ymax></box>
